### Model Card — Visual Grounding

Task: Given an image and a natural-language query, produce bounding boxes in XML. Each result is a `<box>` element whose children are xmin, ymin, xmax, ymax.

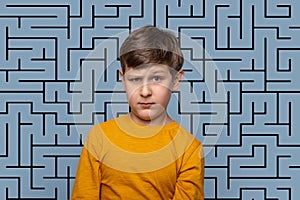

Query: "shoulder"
<box><xmin>85</xmin><ymin>117</ymin><xmax>120</xmax><ymax>140</ymax></box>
<box><xmin>83</xmin><ymin>117</ymin><xmax>122</xmax><ymax>156</ymax></box>
<box><xmin>166</xmin><ymin>122</ymin><xmax>201</xmax><ymax>150</ymax></box>
<box><xmin>173</xmin><ymin>123</ymin><xmax>202</xmax><ymax>152</ymax></box>
<box><xmin>174</xmin><ymin>124</ymin><xmax>204</xmax><ymax>159</ymax></box>
<box><xmin>176</xmin><ymin>123</ymin><xmax>201</xmax><ymax>143</ymax></box>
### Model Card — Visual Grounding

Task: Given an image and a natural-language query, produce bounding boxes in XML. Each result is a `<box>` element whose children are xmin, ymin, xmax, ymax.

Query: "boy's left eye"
<box><xmin>152</xmin><ymin>76</ymin><xmax>161</xmax><ymax>81</ymax></box>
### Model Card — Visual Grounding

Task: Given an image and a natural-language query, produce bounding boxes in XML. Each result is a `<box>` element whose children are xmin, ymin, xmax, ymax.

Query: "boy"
<box><xmin>71</xmin><ymin>26</ymin><xmax>204</xmax><ymax>199</ymax></box>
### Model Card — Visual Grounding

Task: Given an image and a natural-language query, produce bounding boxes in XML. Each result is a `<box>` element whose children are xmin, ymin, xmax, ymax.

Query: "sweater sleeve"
<box><xmin>71</xmin><ymin>126</ymin><xmax>102</xmax><ymax>200</ymax></box>
<box><xmin>172</xmin><ymin>141</ymin><xmax>204</xmax><ymax>200</ymax></box>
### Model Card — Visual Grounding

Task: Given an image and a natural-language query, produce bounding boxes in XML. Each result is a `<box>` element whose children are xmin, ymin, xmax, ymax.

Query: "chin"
<box><xmin>132</xmin><ymin>111</ymin><xmax>154</xmax><ymax>121</ymax></box>
<box><xmin>132</xmin><ymin>108</ymin><xmax>165</xmax><ymax>122</ymax></box>
<box><xmin>137</xmin><ymin>114</ymin><xmax>152</xmax><ymax>121</ymax></box>
<box><xmin>140</xmin><ymin>112</ymin><xmax>164</xmax><ymax>122</ymax></box>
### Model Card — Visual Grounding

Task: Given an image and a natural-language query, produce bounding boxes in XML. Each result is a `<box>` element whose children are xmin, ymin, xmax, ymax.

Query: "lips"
<box><xmin>138</xmin><ymin>102</ymin><xmax>154</xmax><ymax>108</ymax></box>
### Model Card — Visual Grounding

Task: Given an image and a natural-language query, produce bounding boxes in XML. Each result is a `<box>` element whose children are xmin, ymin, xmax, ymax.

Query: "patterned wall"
<box><xmin>1</xmin><ymin>0</ymin><xmax>300</xmax><ymax>199</ymax></box>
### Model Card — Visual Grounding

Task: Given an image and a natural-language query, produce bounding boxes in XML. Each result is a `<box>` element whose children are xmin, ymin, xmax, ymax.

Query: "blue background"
<box><xmin>1</xmin><ymin>0</ymin><xmax>300</xmax><ymax>199</ymax></box>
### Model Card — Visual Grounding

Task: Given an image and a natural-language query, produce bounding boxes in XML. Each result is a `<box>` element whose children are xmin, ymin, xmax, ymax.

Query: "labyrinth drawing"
<box><xmin>0</xmin><ymin>0</ymin><xmax>300</xmax><ymax>199</ymax></box>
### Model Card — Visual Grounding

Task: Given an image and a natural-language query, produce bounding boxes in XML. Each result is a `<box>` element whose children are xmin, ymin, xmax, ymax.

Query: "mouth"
<box><xmin>138</xmin><ymin>102</ymin><xmax>155</xmax><ymax>108</ymax></box>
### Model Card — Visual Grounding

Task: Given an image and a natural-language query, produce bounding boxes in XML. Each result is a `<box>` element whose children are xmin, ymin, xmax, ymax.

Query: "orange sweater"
<box><xmin>71</xmin><ymin>115</ymin><xmax>204</xmax><ymax>199</ymax></box>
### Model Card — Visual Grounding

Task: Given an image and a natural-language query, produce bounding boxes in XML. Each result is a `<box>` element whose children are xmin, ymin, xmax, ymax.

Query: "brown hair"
<box><xmin>119</xmin><ymin>26</ymin><xmax>184</xmax><ymax>74</ymax></box>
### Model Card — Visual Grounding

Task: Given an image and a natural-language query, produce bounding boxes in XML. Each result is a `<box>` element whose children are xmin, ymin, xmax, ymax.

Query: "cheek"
<box><xmin>125</xmin><ymin>87</ymin><xmax>139</xmax><ymax>101</ymax></box>
<box><xmin>155</xmin><ymin>88</ymin><xmax>172</xmax><ymax>103</ymax></box>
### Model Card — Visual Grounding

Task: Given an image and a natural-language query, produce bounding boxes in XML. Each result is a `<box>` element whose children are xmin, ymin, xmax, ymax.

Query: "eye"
<box><xmin>152</xmin><ymin>76</ymin><xmax>161</xmax><ymax>82</ymax></box>
<box><xmin>129</xmin><ymin>77</ymin><xmax>142</xmax><ymax>82</ymax></box>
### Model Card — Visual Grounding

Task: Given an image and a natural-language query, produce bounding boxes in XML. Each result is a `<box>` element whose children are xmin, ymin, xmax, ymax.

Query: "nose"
<box><xmin>140</xmin><ymin>83</ymin><xmax>152</xmax><ymax>97</ymax></box>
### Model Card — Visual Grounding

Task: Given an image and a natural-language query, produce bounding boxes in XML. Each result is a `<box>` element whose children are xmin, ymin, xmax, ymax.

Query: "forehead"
<box><xmin>124</xmin><ymin>64</ymin><xmax>172</xmax><ymax>75</ymax></box>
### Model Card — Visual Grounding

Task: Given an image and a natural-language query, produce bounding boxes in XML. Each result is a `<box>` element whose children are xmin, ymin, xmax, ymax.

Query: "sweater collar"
<box><xmin>114</xmin><ymin>114</ymin><xmax>178</xmax><ymax>138</ymax></box>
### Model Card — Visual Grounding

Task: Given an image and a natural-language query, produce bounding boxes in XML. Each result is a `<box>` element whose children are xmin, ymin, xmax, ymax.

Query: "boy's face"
<box><xmin>120</xmin><ymin>64</ymin><xmax>183</xmax><ymax>125</ymax></box>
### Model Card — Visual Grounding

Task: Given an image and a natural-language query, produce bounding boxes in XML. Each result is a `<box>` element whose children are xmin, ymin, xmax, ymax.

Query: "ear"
<box><xmin>172</xmin><ymin>70</ymin><xmax>184</xmax><ymax>91</ymax></box>
<box><xmin>119</xmin><ymin>70</ymin><xmax>126</xmax><ymax>89</ymax></box>
<box><xmin>119</xmin><ymin>70</ymin><xmax>124</xmax><ymax>82</ymax></box>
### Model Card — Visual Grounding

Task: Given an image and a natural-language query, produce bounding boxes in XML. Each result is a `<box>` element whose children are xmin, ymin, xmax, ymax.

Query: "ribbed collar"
<box><xmin>114</xmin><ymin>114</ymin><xmax>179</xmax><ymax>139</ymax></box>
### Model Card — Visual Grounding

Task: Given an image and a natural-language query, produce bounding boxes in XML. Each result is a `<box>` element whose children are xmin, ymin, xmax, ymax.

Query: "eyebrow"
<box><xmin>126</xmin><ymin>69</ymin><xmax>168</xmax><ymax>76</ymax></box>
<box><xmin>151</xmin><ymin>70</ymin><xmax>167</xmax><ymax>74</ymax></box>
<box><xmin>146</xmin><ymin>68</ymin><xmax>170</xmax><ymax>75</ymax></box>
<box><xmin>125</xmin><ymin>74</ymin><xmax>143</xmax><ymax>78</ymax></box>
<box><xmin>126</xmin><ymin>72</ymin><xmax>168</xmax><ymax>79</ymax></box>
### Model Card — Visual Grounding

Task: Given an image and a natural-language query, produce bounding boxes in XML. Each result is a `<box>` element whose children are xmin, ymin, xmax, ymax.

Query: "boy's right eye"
<box><xmin>129</xmin><ymin>77</ymin><xmax>142</xmax><ymax>82</ymax></box>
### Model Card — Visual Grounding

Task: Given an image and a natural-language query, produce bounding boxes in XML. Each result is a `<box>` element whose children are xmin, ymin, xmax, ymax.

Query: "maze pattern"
<box><xmin>1</xmin><ymin>0</ymin><xmax>300</xmax><ymax>199</ymax></box>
